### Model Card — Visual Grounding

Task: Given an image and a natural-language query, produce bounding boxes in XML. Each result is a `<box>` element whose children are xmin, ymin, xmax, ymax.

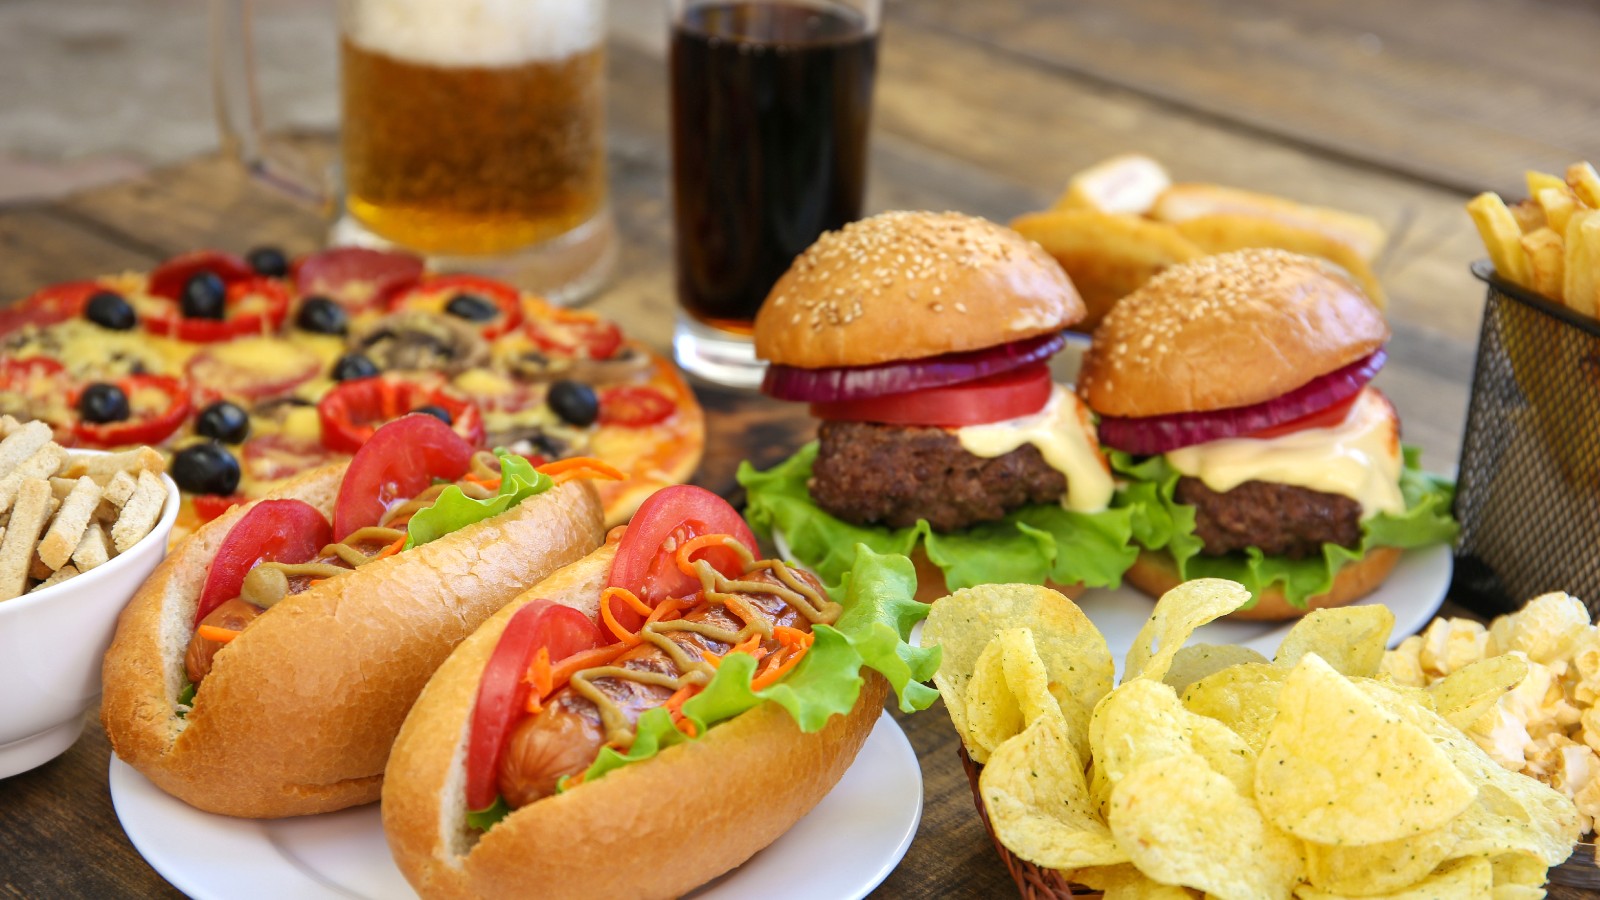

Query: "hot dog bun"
<box><xmin>383</xmin><ymin>541</ymin><xmax>889</xmax><ymax>900</ymax></box>
<box><xmin>100</xmin><ymin>465</ymin><xmax>606</xmax><ymax>818</ymax></box>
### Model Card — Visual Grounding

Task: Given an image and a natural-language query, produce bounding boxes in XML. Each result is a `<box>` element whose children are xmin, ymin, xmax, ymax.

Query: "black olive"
<box><xmin>77</xmin><ymin>383</ymin><xmax>130</xmax><ymax>424</ymax></box>
<box><xmin>547</xmin><ymin>380</ymin><xmax>598</xmax><ymax>427</ymax></box>
<box><xmin>295</xmin><ymin>296</ymin><xmax>348</xmax><ymax>335</ymax></box>
<box><xmin>196</xmin><ymin>401</ymin><xmax>250</xmax><ymax>444</ymax></box>
<box><xmin>246</xmin><ymin>246</ymin><xmax>289</xmax><ymax>278</ymax></box>
<box><xmin>181</xmin><ymin>272</ymin><xmax>228</xmax><ymax>320</ymax></box>
<box><xmin>412</xmin><ymin>404</ymin><xmax>452</xmax><ymax>425</ymax></box>
<box><xmin>444</xmin><ymin>293</ymin><xmax>498</xmax><ymax>322</ymax></box>
<box><xmin>85</xmin><ymin>291</ymin><xmax>137</xmax><ymax>330</ymax></box>
<box><xmin>332</xmin><ymin>353</ymin><xmax>380</xmax><ymax>381</ymax></box>
<box><xmin>171</xmin><ymin>443</ymin><xmax>241</xmax><ymax>495</ymax></box>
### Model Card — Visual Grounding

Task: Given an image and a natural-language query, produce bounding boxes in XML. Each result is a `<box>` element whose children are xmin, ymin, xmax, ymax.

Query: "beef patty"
<box><xmin>808</xmin><ymin>420</ymin><xmax>1066</xmax><ymax>532</ymax></box>
<box><xmin>1175</xmin><ymin>476</ymin><xmax>1362</xmax><ymax>559</ymax></box>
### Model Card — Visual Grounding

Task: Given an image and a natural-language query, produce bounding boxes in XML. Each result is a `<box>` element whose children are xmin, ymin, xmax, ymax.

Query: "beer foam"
<box><xmin>344</xmin><ymin>0</ymin><xmax>604</xmax><ymax>68</ymax></box>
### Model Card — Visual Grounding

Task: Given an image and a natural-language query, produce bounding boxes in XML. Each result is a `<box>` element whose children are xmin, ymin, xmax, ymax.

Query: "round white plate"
<box><xmin>110</xmin><ymin>713</ymin><xmax>921</xmax><ymax>900</ymax></box>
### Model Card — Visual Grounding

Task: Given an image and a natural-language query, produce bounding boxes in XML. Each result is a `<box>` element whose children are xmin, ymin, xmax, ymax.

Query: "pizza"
<box><xmin>0</xmin><ymin>247</ymin><xmax>704</xmax><ymax>538</ymax></box>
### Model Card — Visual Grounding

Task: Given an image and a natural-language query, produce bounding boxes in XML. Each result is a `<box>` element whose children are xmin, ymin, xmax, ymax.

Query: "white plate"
<box><xmin>110</xmin><ymin>713</ymin><xmax>921</xmax><ymax>900</ymax></box>
<box><xmin>772</xmin><ymin>532</ymin><xmax>1451</xmax><ymax>673</ymax></box>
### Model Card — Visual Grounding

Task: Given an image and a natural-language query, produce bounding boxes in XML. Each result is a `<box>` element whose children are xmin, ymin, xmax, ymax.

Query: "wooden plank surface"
<box><xmin>1</xmin><ymin>1</ymin><xmax>1594</xmax><ymax>897</ymax></box>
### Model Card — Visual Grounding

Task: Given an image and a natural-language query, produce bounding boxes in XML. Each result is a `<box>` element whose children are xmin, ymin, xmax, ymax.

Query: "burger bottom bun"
<box><xmin>1123</xmin><ymin>546</ymin><xmax>1403</xmax><ymax>621</ymax></box>
<box><xmin>910</xmin><ymin>546</ymin><xmax>1084</xmax><ymax>605</ymax></box>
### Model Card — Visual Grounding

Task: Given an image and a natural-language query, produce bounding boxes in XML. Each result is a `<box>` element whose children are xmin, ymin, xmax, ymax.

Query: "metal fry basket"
<box><xmin>1452</xmin><ymin>261</ymin><xmax>1600</xmax><ymax>617</ymax></box>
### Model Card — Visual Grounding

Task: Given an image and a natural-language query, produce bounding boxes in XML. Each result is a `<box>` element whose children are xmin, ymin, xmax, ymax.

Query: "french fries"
<box><xmin>1018</xmin><ymin>155</ymin><xmax>1390</xmax><ymax>328</ymax></box>
<box><xmin>0</xmin><ymin>415</ymin><xmax>168</xmax><ymax>601</ymax></box>
<box><xmin>1467</xmin><ymin>160</ymin><xmax>1600</xmax><ymax>318</ymax></box>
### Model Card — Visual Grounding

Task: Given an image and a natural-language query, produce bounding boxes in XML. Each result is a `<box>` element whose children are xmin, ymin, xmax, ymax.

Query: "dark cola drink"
<box><xmin>671</xmin><ymin>2</ymin><xmax>878</xmax><ymax>335</ymax></box>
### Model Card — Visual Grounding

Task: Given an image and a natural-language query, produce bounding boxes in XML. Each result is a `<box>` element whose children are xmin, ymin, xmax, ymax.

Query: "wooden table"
<box><xmin>3</xmin><ymin>0</ymin><xmax>1598</xmax><ymax>896</ymax></box>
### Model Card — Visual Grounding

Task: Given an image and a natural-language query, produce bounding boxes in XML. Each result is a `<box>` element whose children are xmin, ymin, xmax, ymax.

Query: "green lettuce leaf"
<box><xmin>737</xmin><ymin>443</ymin><xmax>1138</xmax><ymax>593</ymax></box>
<box><xmin>1109</xmin><ymin>446</ymin><xmax>1458</xmax><ymax>611</ymax></box>
<box><xmin>404</xmin><ymin>451</ymin><xmax>554</xmax><ymax>550</ymax></box>
<box><xmin>573</xmin><ymin>546</ymin><xmax>938</xmax><ymax>788</ymax></box>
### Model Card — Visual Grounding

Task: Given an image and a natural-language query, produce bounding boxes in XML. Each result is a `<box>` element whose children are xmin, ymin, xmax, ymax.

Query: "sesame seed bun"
<box><xmin>753</xmin><ymin>211</ymin><xmax>1085</xmax><ymax>369</ymax></box>
<box><xmin>1078</xmin><ymin>249</ymin><xmax>1389</xmax><ymax>418</ymax></box>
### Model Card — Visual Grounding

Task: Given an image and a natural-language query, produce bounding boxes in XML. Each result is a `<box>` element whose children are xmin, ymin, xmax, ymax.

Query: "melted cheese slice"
<box><xmin>956</xmin><ymin>385</ymin><xmax>1114</xmax><ymax>513</ymax></box>
<box><xmin>1164</xmin><ymin>388</ymin><xmax>1403</xmax><ymax>518</ymax></box>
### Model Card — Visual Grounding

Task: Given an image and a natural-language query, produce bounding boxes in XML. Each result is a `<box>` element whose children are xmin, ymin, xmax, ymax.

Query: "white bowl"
<box><xmin>0</xmin><ymin>467</ymin><xmax>180</xmax><ymax>778</ymax></box>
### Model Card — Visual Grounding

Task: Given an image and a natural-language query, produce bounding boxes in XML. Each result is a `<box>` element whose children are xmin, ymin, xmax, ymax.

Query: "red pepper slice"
<box><xmin>389</xmin><ymin>275</ymin><xmax>525</xmax><ymax>340</ymax></box>
<box><xmin>142</xmin><ymin>277</ymin><xmax>292</xmax><ymax>344</ymax></box>
<box><xmin>465</xmin><ymin>599</ymin><xmax>604</xmax><ymax>812</ymax></box>
<box><xmin>332</xmin><ymin>413</ymin><xmax>475</xmax><ymax>539</ymax></box>
<box><xmin>316</xmin><ymin>375</ymin><xmax>486</xmax><ymax>456</ymax></box>
<box><xmin>192</xmin><ymin>493</ymin><xmax>247</xmax><ymax>524</ymax></box>
<box><xmin>597</xmin><ymin>386</ymin><xmax>676</xmax><ymax>428</ymax></box>
<box><xmin>524</xmin><ymin>309</ymin><xmax>623</xmax><ymax>359</ymax></box>
<box><xmin>195</xmin><ymin>498</ymin><xmax>332</xmax><ymax>625</ymax></box>
<box><xmin>146</xmin><ymin>251</ymin><xmax>256</xmax><ymax>302</ymax></box>
<box><xmin>0</xmin><ymin>281</ymin><xmax>105</xmax><ymax>335</ymax></box>
<box><xmin>605</xmin><ymin>485</ymin><xmax>759</xmax><ymax>633</ymax></box>
<box><xmin>70</xmin><ymin>373</ymin><xmax>192</xmax><ymax>447</ymax></box>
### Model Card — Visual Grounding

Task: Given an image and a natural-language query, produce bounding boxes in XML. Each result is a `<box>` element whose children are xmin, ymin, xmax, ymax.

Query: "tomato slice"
<box><xmin>0</xmin><ymin>281</ymin><xmax>104</xmax><ymax>334</ymax></box>
<box><xmin>810</xmin><ymin>363</ymin><xmax>1054</xmax><ymax>427</ymax></box>
<box><xmin>332</xmin><ymin>413</ymin><xmax>475</xmax><ymax>540</ymax></box>
<box><xmin>524</xmin><ymin>309</ymin><xmax>623</xmax><ymax>359</ymax></box>
<box><xmin>1245</xmin><ymin>392</ymin><xmax>1361</xmax><ymax>440</ymax></box>
<box><xmin>142</xmin><ymin>277</ymin><xmax>292</xmax><ymax>344</ymax></box>
<box><xmin>185</xmin><ymin>337</ymin><xmax>322</xmax><ymax>403</ymax></box>
<box><xmin>195</xmin><ymin>498</ymin><xmax>332</xmax><ymax>625</ymax></box>
<box><xmin>70</xmin><ymin>373</ymin><xmax>192</xmax><ymax>447</ymax></box>
<box><xmin>389</xmin><ymin>275</ymin><xmax>525</xmax><ymax>340</ymax></box>
<box><xmin>606</xmin><ymin>485</ymin><xmax>758</xmax><ymax>632</ymax></box>
<box><xmin>146</xmin><ymin>251</ymin><xmax>256</xmax><ymax>302</ymax></box>
<box><xmin>294</xmin><ymin>247</ymin><xmax>424</xmax><ymax>310</ymax></box>
<box><xmin>598</xmin><ymin>386</ymin><xmax>675</xmax><ymax>428</ymax></box>
<box><xmin>464</xmin><ymin>599</ymin><xmax>603</xmax><ymax>812</ymax></box>
<box><xmin>317</xmin><ymin>375</ymin><xmax>486</xmax><ymax>455</ymax></box>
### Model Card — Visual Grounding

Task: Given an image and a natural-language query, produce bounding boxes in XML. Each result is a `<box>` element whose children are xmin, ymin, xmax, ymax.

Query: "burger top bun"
<box><xmin>753</xmin><ymin>211</ymin><xmax>1085</xmax><ymax>369</ymax></box>
<box><xmin>1078</xmin><ymin>248</ymin><xmax>1390</xmax><ymax>418</ymax></box>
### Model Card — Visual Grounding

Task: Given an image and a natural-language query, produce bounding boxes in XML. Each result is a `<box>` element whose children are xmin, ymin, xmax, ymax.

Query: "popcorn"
<box><xmin>1385</xmin><ymin>592</ymin><xmax>1600</xmax><ymax>835</ymax></box>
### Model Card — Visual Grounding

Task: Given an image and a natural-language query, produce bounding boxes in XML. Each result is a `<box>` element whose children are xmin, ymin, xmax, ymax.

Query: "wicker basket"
<box><xmin>959</xmin><ymin>748</ymin><xmax>1102</xmax><ymax>899</ymax></box>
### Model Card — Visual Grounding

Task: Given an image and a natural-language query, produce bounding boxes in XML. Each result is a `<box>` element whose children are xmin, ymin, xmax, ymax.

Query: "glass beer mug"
<box><xmin>212</xmin><ymin>0</ymin><xmax>616</xmax><ymax>304</ymax></box>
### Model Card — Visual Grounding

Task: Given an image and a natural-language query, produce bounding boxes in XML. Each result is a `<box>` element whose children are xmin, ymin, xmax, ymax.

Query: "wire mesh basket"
<box><xmin>1453</xmin><ymin>261</ymin><xmax>1600</xmax><ymax>617</ymax></box>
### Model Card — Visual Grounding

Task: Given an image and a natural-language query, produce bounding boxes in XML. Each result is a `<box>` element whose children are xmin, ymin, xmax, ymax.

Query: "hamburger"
<box><xmin>738</xmin><ymin>211</ymin><xmax>1138</xmax><ymax>601</ymax></box>
<box><xmin>1078</xmin><ymin>248</ymin><xmax>1457</xmax><ymax>620</ymax></box>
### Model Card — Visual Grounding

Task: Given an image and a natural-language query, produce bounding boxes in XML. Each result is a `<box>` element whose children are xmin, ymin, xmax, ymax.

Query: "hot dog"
<box><xmin>382</xmin><ymin>486</ymin><xmax>938</xmax><ymax>900</ymax></box>
<box><xmin>101</xmin><ymin>414</ymin><xmax>610</xmax><ymax>818</ymax></box>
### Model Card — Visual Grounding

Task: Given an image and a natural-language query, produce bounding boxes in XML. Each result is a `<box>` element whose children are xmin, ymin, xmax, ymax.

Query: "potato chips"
<box><xmin>922</xmin><ymin>581</ymin><xmax>1583</xmax><ymax>898</ymax></box>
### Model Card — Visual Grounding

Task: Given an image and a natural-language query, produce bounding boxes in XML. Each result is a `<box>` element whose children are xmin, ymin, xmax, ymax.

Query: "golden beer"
<box><xmin>338</xmin><ymin>2</ymin><xmax>607</xmax><ymax>257</ymax></box>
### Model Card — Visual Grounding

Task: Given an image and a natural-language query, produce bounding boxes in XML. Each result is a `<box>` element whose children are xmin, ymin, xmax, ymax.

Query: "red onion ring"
<box><xmin>1096</xmin><ymin>349</ymin><xmax>1387</xmax><ymax>455</ymax></box>
<box><xmin>761</xmin><ymin>332</ymin><xmax>1066</xmax><ymax>403</ymax></box>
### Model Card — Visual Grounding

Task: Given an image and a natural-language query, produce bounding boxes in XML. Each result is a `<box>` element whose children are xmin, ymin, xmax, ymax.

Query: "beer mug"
<box><xmin>211</xmin><ymin>0</ymin><xmax>616</xmax><ymax>304</ymax></box>
<box><xmin>668</xmin><ymin>0</ymin><xmax>881</xmax><ymax>387</ymax></box>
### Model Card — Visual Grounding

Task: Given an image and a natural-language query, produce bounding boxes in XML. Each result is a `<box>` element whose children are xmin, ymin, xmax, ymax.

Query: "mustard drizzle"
<box><xmin>567</xmin><ymin>537</ymin><xmax>843</xmax><ymax>747</ymax></box>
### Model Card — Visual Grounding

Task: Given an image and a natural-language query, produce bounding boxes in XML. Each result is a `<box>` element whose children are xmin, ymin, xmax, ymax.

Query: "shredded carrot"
<box><xmin>644</xmin><ymin>595</ymin><xmax>694</xmax><ymax>627</ymax></box>
<box><xmin>600</xmin><ymin>594</ymin><xmax>641</xmax><ymax>646</ymax></box>
<box><xmin>197</xmin><ymin>624</ymin><xmax>241</xmax><ymax>644</ymax></box>
<box><xmin>548</xmin><ymin>643</ymin><xmax>630</xmax><ymax>691</ymax></box>
<box><xmin>665</xmin><ymin>684</ymin><xmax>702</xmax><ymax>737</ymax></box>
<box><xmin>463</xmin><ymin>473</ymin><xmax>501</xmax><ymax>491</ymax></box>
<box><xmin>752</xmin><ymin>647</ymin><xmax>808</xmax><ymax>690</ymax></box>
<box><xmin>751</xmin><ymin>627</ymin><xmax>814</xmax><ymax>690</ymax></box>
<box><xmin>673</xmin><ymin>533</ymin><xmax>736</xmax><ymax>578</ymax></box>
<box><xmin>537</xmin><ymin>457</ymin><xmax>625</xmax><ymax>484</ymax></box>
<box><xmin>602</xmin><ymin>586</ymin><xmax>653</xmax><ymax>618</ymax></box>
<box><xmin>523</xmin><ymin>646</ymin><xmax>553</xmax><ymax>707</ymax></box>
<box><xmin>374</xmin><ymin>536</ymin><xmax>406</xmax><ymax>559</ymax></box>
